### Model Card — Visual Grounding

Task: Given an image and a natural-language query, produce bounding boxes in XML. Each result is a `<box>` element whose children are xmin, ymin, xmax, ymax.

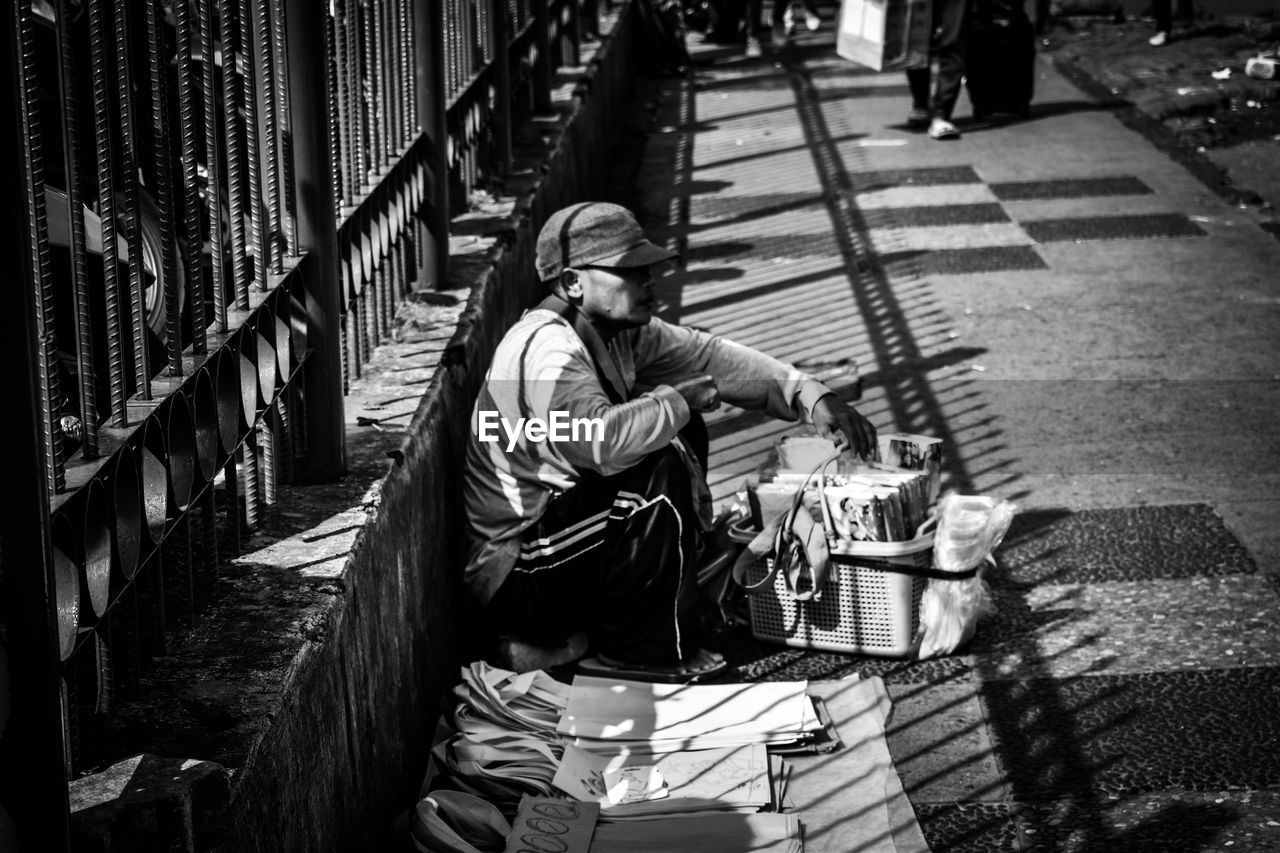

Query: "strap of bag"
<box><xmin>828</xmin><ymin>552</ymin><xmax>988</xmax><ymax>580</ymax></box>
<box><xmin>730</xmin><ymin>517</ymin><xmax>785</xmax><ymax>593</ymax></box>
<box><xmin>775</xmin><ymin>452</ymin><xmax>842</xmax><ymax>601</ymax></box>
<box><xmin>535</xmin><ymin>294</ymin><xmax>628</xmax><ymax>404</ymax></box>
<box><xmin>731</xmin><ymin>452</ymin><xmax>841</xmax><ymax>596</ymax></box>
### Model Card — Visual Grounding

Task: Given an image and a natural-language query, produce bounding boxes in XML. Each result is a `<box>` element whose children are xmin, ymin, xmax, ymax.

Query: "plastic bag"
<box><xmin>915</xmin><ymin>493</ymin><xmax>1017</xmax><ymax>659</ymax></box>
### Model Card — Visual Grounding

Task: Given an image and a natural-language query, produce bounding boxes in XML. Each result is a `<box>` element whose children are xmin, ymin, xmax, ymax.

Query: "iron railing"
<box><xmin>0</xmin><ymin>0</ymin><xmax>612</xmax><ymax>844</ymax></box>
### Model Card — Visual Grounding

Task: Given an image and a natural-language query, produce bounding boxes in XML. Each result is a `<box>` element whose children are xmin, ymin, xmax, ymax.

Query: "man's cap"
<box><xmin>535</xmin><ymin>202</ymin><xmax>677</xmax><ymax>281</ymax></box>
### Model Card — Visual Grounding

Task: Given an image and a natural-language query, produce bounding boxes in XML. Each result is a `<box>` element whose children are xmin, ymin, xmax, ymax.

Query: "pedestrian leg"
<box><xmin>1149</xmin><ymin>0</ymin><xmax>1172</xmax><ymax>45</ymax></box>
<box><xmin>927</xmin><ymin>0</ymin><xmax>966</xmax><ymax>138</ymax></box>
<box><xmin>906</xmin><ymin>66</ymin><xmax>932</xmax><ymax>127</ymax></box>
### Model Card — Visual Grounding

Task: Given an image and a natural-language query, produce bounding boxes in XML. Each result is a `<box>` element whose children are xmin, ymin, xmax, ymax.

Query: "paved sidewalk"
<box><xmin>1042</xmin><ymin>13</ymin><xmax>1280</xmax><ymax>229</ymax></box>
<box><xmin>620</xmin><ymin>6</ymin><xmax>1280</xmax><ymax>850</ymax></box>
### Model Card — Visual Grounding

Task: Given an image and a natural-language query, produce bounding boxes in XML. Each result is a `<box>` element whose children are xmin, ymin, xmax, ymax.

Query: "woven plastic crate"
<box><xmin>743</xmin><ymin>534</ymin><xmax>932</xmax><ymax>658</ymax></box>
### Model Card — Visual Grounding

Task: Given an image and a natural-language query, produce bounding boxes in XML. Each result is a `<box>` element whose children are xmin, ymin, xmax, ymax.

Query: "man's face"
<box><xmin>573</xmin><ymin>265</ymin><xmax>658</xmax><ymax>330</ymax></box>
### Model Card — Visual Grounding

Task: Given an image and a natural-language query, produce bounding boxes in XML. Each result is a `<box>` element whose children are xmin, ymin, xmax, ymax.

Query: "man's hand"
<box><xmin>811</xmin><ymin>394</ymin><xmax>877</xmax><ymax>459</ymax></box>
<box><xmin>672</xmin><ymin>375</ymin><xmax>722</xmax><ymax>412</ymax></box>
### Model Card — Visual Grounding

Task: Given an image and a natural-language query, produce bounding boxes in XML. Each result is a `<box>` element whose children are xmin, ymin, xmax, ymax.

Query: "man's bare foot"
<box><xmin>497</xmin><ymin>632</ymin><xmax>588</xmax><ymax>673</ymax></box>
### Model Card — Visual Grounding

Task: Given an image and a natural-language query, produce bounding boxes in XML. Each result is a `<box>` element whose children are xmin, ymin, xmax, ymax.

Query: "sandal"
<box><xmin>576</xmin><ymin>650</ymin><xmax>728</xmax><ymax>684</ymax></box>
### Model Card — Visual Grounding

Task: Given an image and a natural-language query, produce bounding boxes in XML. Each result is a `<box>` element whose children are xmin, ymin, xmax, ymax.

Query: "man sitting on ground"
<box><xmin>463</xmin><ymin>201</ymin><xmax>876</xmax><ymax>682</ymax></box>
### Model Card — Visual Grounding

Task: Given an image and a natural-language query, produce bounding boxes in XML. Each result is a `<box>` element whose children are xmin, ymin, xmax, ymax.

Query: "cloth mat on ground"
<box><xmin>787</xmin><ymin>677</ymin><xmax>929</xmax><ymax>853</ymax></box>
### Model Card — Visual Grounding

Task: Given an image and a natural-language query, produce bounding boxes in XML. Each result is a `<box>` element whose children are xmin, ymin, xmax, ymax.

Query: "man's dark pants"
<box><xmin>487</xmin><ymin>435</ymin><xmax>706</xmax><ymax>667</ymax></box>
<box><xmin>906</xmin><ymin>0</ymin><xmax>969</xmax><ymax>121</ymax></box>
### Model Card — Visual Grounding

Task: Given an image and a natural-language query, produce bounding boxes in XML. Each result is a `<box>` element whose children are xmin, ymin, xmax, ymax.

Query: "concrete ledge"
<box><xmin>70</xmin><ymin>755</ymin><xmax>231</xmax><ymax>851</ymax></box>
<box><xmin>69</xmin><ymin>4</ymin><xmax>638</xmax><ymax>850</ymax></box>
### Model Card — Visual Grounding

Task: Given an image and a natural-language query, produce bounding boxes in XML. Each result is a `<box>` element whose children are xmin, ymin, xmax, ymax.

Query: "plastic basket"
<box><xmin>743</xmin><ymin>533</ymin><xmax>932</xmax><ymax>658</ymax></box>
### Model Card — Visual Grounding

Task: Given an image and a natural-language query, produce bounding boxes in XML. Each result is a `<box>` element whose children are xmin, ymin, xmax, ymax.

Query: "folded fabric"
<box><xmin>410</xmin><ymin>790</ymin><xmax>510</xmax><ymax>853</ymax></box>
<box><xmin>455</xmin><ymin>661</ymin><xmax>570</xmax><ymax>734</ymax></box>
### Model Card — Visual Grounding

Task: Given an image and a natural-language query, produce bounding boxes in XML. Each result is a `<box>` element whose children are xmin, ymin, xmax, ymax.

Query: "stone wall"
<box><xmin>68</xmin><ymin>4</ymin><xmax>638</xmax><ymax>849</ymax></box>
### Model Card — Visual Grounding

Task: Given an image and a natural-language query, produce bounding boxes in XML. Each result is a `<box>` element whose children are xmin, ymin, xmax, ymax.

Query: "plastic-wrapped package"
<box><xmin>777</xmin><ymin>430</ymin><xmax>839</xmax><ymax>472</ymax></box>
<box><xmin>916</xmin><ymin>493</ymin><xmax>1017</xmax><ymax>659</ymax></box>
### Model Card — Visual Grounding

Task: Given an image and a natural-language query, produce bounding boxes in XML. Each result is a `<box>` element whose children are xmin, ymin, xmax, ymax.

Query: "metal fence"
<box><xmin>1</xmin><ymin>0</ymin><xmax>613</xmax><ymax>844</ymax></box>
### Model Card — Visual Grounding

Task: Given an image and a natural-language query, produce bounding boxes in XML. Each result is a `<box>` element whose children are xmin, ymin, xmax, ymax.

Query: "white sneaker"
<box><xmin>746</xmin><ymin>36</ymin><xmax>762</xmax><ymax>58</ymax></box>
<box><xmin>1149</xmin><ymin>31</ymin><xmax>1168</xmax><ymax>46</ymax></box>
<box><xmin>928</xmin><ymin>117</ymin><xmax>960</xmax><ymax>140</ymax></box>
<box><xmin>805</xmin><ymin>7</ymin><xmax>821</xmax><ymax>31</ymax></box>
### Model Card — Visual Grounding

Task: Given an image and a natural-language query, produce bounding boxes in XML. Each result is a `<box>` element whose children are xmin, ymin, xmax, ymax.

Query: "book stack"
<box><xmin>824</xmin><ymin>461</ymin><xmax>933</xmax><ymax>543</ymax></box>
<box><xmin>746</xmin><ymin>432</ymin><xmax>944</xmax><ymax>539</ymax></box>
<box><xmin>876</xmin><ymin>432</ymin><xmax>943</xmax><ymax>505</ymax></box>
<box><xmin>553</xmin><ymin>676</ymin><xmax>835</xmax><ymax>823</ymax></box>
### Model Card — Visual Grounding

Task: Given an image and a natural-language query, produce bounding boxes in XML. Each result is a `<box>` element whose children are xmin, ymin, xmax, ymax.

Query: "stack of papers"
<box><xmin>552</xmin><ymin>742</ymin><xmax>778</xmax><ymax>819</ymax></box>
<box><xmin>589</xmin><ymin>812</ymin><xmax>804</xmax><ymax>853</ymax></box>
<box><xmin>556</xmin><ymin>677</ymin><xmax>825</xmax><ymax>753</ymax></box>
<box><xmin>544</xmin><ymin>675</ymin><xmax>823</xmax><ymax>824</ymax></box>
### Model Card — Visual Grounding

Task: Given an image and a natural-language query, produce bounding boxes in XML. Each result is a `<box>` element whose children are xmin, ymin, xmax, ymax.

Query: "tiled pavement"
<box><xmin>617</xmin><ymin>7</ymin><xmax>1280</xmax><ymax>851</ymax></box>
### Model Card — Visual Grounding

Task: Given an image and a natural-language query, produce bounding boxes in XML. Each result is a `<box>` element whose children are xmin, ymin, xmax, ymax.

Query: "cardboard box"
<box><xmin>837</xmin><ymin>0</ymin><xmax>932</xmax><ymax>72</ymax></box>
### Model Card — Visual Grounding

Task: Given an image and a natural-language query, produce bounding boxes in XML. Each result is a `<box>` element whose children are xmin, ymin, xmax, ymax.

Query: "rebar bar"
<box><xmin>63</xmin><ymin>671</ymin><xmax>80</xmax><ymax>768</ymax></box>
<box><xmin>361</xmin><ymin>0</ymin><xmax>382</xmax><ymax>182</ymax></box>
<box><xmin>327</xmin><ymin>10</ymin><xmax>345</xmax><ymax>212</ymax></box>
<box><xmin>239</xmin><ymin>0</ymin><xmax>268</xmax><ymax>293</ymax></box>
<box><xmin>377</xmin><ymin>0</ymin><xmax>394</xmax><ymax>163</ymax></box>
<box><xmin>199</xmin><ymin>0</ymin><xmax>228</xmax><ymax>330</ymax></box>
<box><xmin>16</xmin><ymin>0</ymin><xmax>66</xmax><ymax>490</ymax></box>
<box><xmin>163</xmin><ymin>516</ymin><xmax>195</xmax><ymax>627</ymax></box>
<box><xmin>400</xmin><ymin>0</ymin><xmax>414</xmax><ymax>141</ymax></box>
<box><xmin>218</xmin><ymin>0</ymin><xmax>250</xmax><ymax>309</ymax></box>
<box><xmin>347</xmin><ymin>301</ymin><xmax>362</xmax><ymax>381</ymax></box>
<box><xmin>259</xmin><ymin>417</ymin><xmax>277</xmax><ymax>507</ymax></box>
<box><xmin>251</xmin><ymin>0</ymin><xmax>285</xmax><ymax>274</ymax></box>
<box><xmin>221</xmin><ymin>454</ymin><xmax>243</xmax><ymax>555</ymax></box>
<box><xmin>135</xmin><ymin>552</ymin><xmax>168</xmax><ymax>660</ymax></box>
<box><xmin>383</xmin><ymin>243</ymin><xmax>395</xmax><ymax>339</ymax></box>
<box><xmin>147</xmin><ymin>0</ymin><xmax>183</xmax><ymax>377</ymax></box>
<box><xmin>174</xmin><ymin>0</ymin><xmax>208</xmax><ymax>354</ymax></box>
<box><xmin>346</xmin><ymin>1</ymin><xmax>367</xmax><ymax>192</ymax></box>
<box><xmin>113</xmin><ymin>0</ymin><xmax>151</xmax><ymax>398</ymax></box>
<box><xmin>268</xmin><ymin>0</ymin><xmax>298</xmax><ymax>257</ymax></box>
<box><xmin>275</xmin><ymin>394</ymin><xmax>295</xmax><ymax>484</ymax></box>
<box><xmin>340</xmin><ymin>302</ymin><xmax>351</xmax><ymax>393</ymax></box>
<box><xmin>333</xmin><ymin>0</ymin><xmax>355</xmax><ymax>203</ymax></box>
<box><xmin>104</xmin><ymin>585</ymin><xmax>141</xmax><ymax>697</ymax></box>
<box><xmin>190</xmin><ymin>487</ymin><xmax>220</xmax><ymax>608</ymax></box>
<box><xmin>361</xmin><ymin>283</ymin><xmax>375</xmax><ymax>364</ymax></box>
<box><xmin>54</xmin><ymin>0</ymin><xmax>99</xmax><ymax>459</ymax></box>
<box><xmin>240</xmin><ymin>438</ymin><xmax>261</xmax><ymax>531</ymax></box>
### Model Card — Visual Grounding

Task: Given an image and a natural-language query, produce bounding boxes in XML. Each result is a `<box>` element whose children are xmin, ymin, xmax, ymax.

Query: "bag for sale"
<box><xmin>915</xmin><ymin>493</ymin><xmax>1016</xmax><ymax>659</ymax></box>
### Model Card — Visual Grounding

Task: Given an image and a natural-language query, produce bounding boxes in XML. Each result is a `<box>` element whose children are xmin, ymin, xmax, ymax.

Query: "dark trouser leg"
<box><xmin>592</xmin><ymin>447</ymin><xmax>702</xmax><ymax>664</ymax></box>
<box><xmin>906</xmin><ymin>66</ymin><xmax>931</xmax><ymax>111</ymax></box>
<box><xmin>929</xmin><ymin>0</ymin><xmax>967</xmax><ymax>120</ymax></box>
<box><xmin>487</xmin><ymin>445</ymin><xmax>702</xmax><ymax>667</ymax></box>
<box><xmin>772</xmin><ymin>0</ymin><xmax>789</xmax><ymax>28</ymax></box>
<box><xmin>1152</xmin><ymin>0</ymin><xmax>1172</xmax><ymax>31</ymax></box>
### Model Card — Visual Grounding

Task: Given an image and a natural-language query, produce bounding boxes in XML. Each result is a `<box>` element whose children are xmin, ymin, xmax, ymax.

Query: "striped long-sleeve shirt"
<box><xmin>462</xmin><ymin>309</ymin><xmax>834</xmax><ymax>605</ymax></box>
